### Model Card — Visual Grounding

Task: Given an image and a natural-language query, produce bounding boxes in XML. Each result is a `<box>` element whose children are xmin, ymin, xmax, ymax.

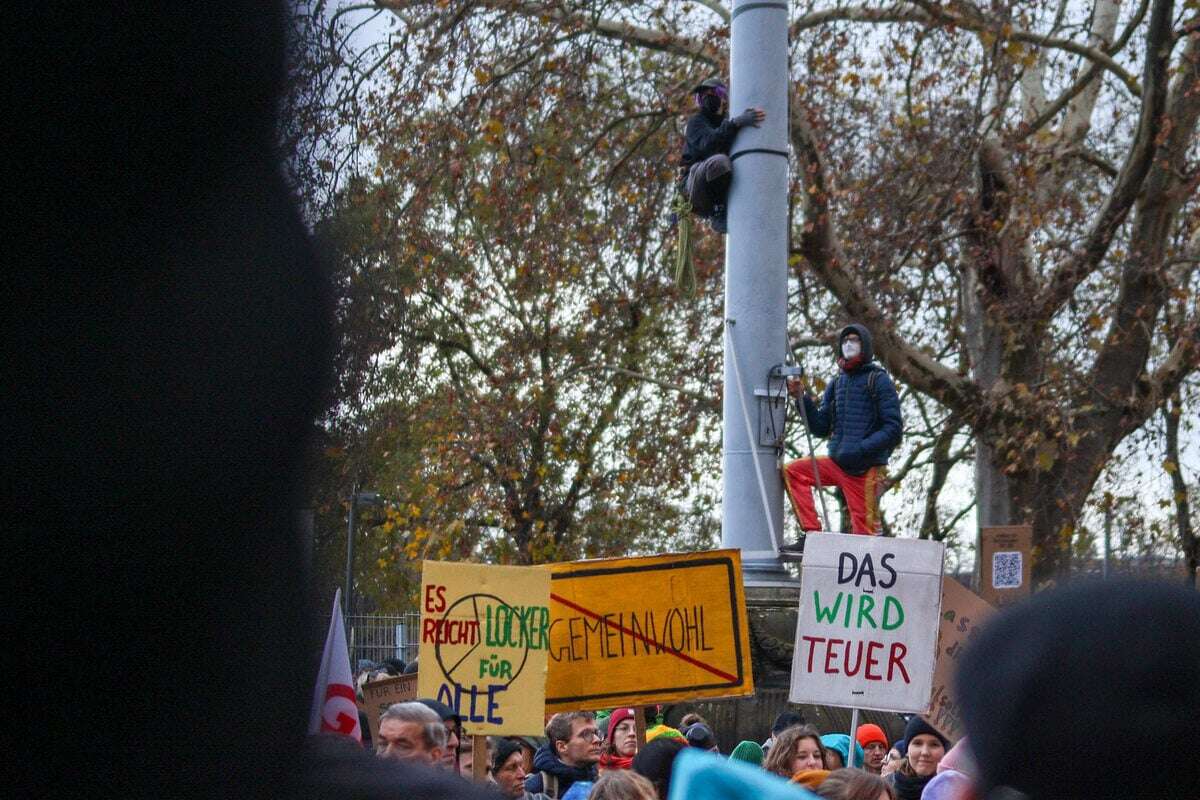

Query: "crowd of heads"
<box><xmin>338</xmin><ymin>579</ymin><xmax>1200</xmax><ymax>800</ymax></box>
<box><xmin>358</xmin><ymin>690</ymin><xmax>945</xmax><ymax>800</ymax></box>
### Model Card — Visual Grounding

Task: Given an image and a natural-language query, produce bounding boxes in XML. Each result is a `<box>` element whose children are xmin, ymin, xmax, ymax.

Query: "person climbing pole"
<box><xmin>678</xmin><ymin>78</ymin><xmax>764</xmax><ymax>234</ymax></box>
<box><xmin>780</xmin><ymin>324</ymin><xmax>902</xmax><ymax>548</ymax></box>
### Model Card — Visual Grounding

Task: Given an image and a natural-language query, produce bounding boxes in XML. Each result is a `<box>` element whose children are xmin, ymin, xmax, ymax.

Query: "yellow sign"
<box><xmin>417</xmin><ymin>561</ymin><xmax>551</xmax><ymax>736</ymax></box>
<box><xmin>545</xmin><ymin>549</ymin><xmax>754</xmax><ymax>711</ymax></box>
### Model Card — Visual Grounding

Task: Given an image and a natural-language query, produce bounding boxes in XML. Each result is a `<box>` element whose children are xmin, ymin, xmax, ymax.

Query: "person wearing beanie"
<box><xmin>956</xmin><ymin>579</ymin><xmax>1200</xmax><ymax>800</ymax></box>
<box><xmin>781</xmin><ymin>323</ymin><xmax>902</xmax><ymax>546</ymax></box>
<box><xmin>418</xmin><ymin>698</ymin><xmax>463</xmax><ymax>772</ymax></box>
<box><xmin>728</xmin><ymin>740</ymin><xmax>764</xmax><ymax>766</ymax></box>
<box><xmin>677</xmin><ymin>77</ymin><xmax>765</xmax><ymax>234</ymax></box>
<box><xmin>762</xmin><ymin>709</ymin><xmax>806</xmax><ymax>754</ymax></box>
<box><xmin>599</xmin><ymin>708</ymin><xmax>638</xmax><ymax>773</ymax></box>
<box><xmin>882</xmin><ymin>717</ymin><xmax>947</xmax><ymax>800</ymax></box>
<box><xmin>494</xmin><ymin>737</ymin><xmax>552</xmax><ymax>800</ymax></box>
<box><xmin>818</xmin><ymin>734</ymin><xmax>864</xmax><ymax>770</ymax></box>
<box><xmin>631</xmin><ymin>738</ymin><xmax>686</xmax><ymax>800</ymax></box>
<box><xmin>684</xmin><ymin>723</ymin><xmax>719</xmax><ymax>753</ymax></box>
<box><xmin>854</xmin><ymin>723</ymin><xmax>889</xmax><ymax>774</ymax></box>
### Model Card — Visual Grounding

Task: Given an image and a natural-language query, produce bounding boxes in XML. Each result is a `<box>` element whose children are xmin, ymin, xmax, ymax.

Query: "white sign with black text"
<box><xmin>789</xmin><ymin>533</ymin><xmax>945</xmax><ymax>713</ymax></box>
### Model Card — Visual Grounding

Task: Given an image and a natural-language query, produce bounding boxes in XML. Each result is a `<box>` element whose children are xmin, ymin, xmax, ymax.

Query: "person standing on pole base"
<box><xmin>781</xmin><ymin>323</ymin><xmax>902</xmax><ymax>545</ymax></box>
<box><xmin>678</xmin><ymin>78</ymin><xmax>764</xmax><ymax>234</ymax></box>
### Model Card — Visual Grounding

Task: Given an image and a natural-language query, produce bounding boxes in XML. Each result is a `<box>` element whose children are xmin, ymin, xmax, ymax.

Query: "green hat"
<box><xmin>729</xmin><ymin>740</ymin><xmax>764</xmax><ymax>766</ymax></box>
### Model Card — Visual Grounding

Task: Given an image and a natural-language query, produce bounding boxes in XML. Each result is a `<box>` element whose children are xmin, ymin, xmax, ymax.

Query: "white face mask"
<box><xmin>842</xmin><ymin>340</ymin><xmax>861</xmax><ymax>359</ymax></box>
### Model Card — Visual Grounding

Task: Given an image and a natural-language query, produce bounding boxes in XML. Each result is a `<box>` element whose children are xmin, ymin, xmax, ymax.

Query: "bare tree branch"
<box><xmin>375</xmin><ymin>0</ymin><xmax>720</xmax><ymax>65</ymax></box>
<box><xmin>695</xmin><ymin>0</ymin><xmax>730</xmax><ymax>24</ymax></box>
<box><xmin>789</xmin><ymin>98</ymin><xmax>980</xmax><ymax>415</ymax></box>
<box><xmin>792</xmin><ymin>1</ymin><xmax>1145</xmax><ymax>97</ymax></box>
<box><xmin>1034</xmin><ymin>0</ymin><xmax>1180</xmax><ymax>325</ymax></box>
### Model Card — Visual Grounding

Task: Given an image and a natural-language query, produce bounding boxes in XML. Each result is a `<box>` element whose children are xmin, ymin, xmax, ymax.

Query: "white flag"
<box><xmin>308</xmin><ymin>588</ymin><xmax>362</xmax><ymax>742</ymax></box>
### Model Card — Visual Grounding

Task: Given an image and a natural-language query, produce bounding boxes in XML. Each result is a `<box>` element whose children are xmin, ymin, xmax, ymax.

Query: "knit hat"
<box><xmin>819</xmin><ymin>733</ymin><xmax>864</xmax><ymax>768</ymax></box>
<box><xmin>771</xmin><ymin>710</ymin><xmax>806</xmax><ymax>735</ymax></box>
<box><xmin>957</xmin><ymin>579</ymin><xmax>1200</xmax><ymax>800</ymax></box>
<box><xmin>645</xmin><ymin>723</ymin><xmax>685</xmax><ymax>743</ymax></box>
<box><xmin>901</xmin><ymin>715</ymin><xmax>948</xmax><ymax>751</ymax></box>
<box><xmin>418</xmin><ymin>698</ymin><xmax>461</xmax><ymax>725</ymax></box>
<box><xmin>728</xmin><ymin>740</ymin><xmax>764</xmax><ymax>766</ymax></box>
<box><xmin>855</xmin><ymin>723</ymin><xmax>888</xmax><ymax>749</ymax></box>
<box><xmin>492</xmin><ymin>737</ymin><xmax>522</xmax><ymax>773</ymax></box>
<box><xmin>790</xmin><ymin>769</ymin><xmax>830</xmax><ymax>790</ymax></box>
<box><xmin>685</xmin><ymin>723</ymin><xmax>717</xmax><ymax>751</ymax></box>
<box><xmin>605</xmin><ymin>708</ymin><xmax>635</xmax><ymax>742</ymax></box>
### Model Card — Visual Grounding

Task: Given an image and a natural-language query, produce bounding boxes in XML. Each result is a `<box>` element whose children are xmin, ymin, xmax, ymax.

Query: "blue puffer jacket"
<box><xmin>800</xmin><ymin>323</ymin><xmax>902</xmax><ymax>475</ymax></box>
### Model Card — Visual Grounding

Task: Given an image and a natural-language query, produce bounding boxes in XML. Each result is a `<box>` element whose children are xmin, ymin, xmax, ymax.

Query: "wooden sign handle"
<box><xmin>634</xmin><ymin>705</ymin><xmax>648</xmax><ymax>747</ymax></box>
<box><xmin>472</xmin><ymin>734</ymin><xmax>488</xmax><ymax>782</ymax></box>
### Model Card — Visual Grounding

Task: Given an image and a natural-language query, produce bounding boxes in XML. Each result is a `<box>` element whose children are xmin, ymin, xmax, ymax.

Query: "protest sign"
<box><xmin>545</xmin><ymin>549</ymin><xmax>754</xmax><ymax>711</ymax></box>
<box><xmin>417</xmin><ymin>561</ymin><xmax>551</xmax><ymax>735</ymax></box>
<box><xmin>979</xmin><ymin>525</ymin><xmax>1032</xmax><ymax>607</ymax></box>
<box><xmin>361</xmin><ymin>673</ymin><xmax>418</xmax><ymax>740</ymax></box>
<box><xmin>789</xmin><ymin>533</ymin><xmax>945</xmax><ymax>713</ymax></box>
<box><xmin>927</xmin><ymin>578</ymin><xmax>994</xmax><ymax>743</ymax></box>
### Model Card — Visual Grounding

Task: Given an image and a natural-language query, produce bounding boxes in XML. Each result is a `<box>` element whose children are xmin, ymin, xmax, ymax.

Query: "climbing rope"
<box><xmin>671</xmin><ymin>194</ymin><xmax>696</xmax><ymax>295</ymax></box>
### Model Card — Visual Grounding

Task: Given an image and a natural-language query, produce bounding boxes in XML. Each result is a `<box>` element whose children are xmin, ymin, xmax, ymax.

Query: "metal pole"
<box><xmin>344</xmin><ymin>487</ymin><xmax>358</xmax><ymax>618</ymax></box>
<box><xmin>847</xmin><ymin>707</ymin><xmax>859</xmax><ymax>768</ymax></box>
<box><xmin>721</xmin><ymin>0</ymin><xmax>791</xmax><ymax>583</ymax></box>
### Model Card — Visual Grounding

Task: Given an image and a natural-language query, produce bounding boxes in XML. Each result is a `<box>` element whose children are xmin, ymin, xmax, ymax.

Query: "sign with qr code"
<box><xmin>979</xmin><ymin>526</ymin><xmax>1032</xmax><ymax>606</ymax></box>
<box><xmin>992</xmin><ymin>552</ymin><xmax>1022</xmax><ymax>588</ymax></box>
<box><xmin>789</xmin><ymin>533</ymin><xmax>945</xmax><ymax>713</ymax></box>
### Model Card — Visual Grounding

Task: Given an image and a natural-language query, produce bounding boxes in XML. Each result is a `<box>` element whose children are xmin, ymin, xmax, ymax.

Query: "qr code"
<box><xmin>992</xmin><ymin>551</ymin><xmax>1023</xmax><ymax>589</ymax></box>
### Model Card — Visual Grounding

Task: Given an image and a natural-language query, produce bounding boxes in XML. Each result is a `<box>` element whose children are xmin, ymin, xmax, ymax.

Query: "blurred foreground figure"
<box><xmin>957</xmin><ymin>579</ymin><xmax>1200</xmax><ymax>800</ymax></box>
<box><xmin>6</xmin><ymin>4</ymin><xmax>486</xmax><ymax>799</ymax></box>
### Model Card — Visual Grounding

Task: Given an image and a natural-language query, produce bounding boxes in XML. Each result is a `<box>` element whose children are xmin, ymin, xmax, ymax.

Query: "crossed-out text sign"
<box><xmin>545</xmin><ymin>549</ymin><xmax>755</xmax><ymax>711</ymax></box>
<box><xmin>790</xmin><ymin>533</ymin><xmax>945</xmax><ymax>713</ymax></box>
<box><xmin>417</xmin><ymin>561</ymin><xmax>551</xmax><ymax>735</ymax></box>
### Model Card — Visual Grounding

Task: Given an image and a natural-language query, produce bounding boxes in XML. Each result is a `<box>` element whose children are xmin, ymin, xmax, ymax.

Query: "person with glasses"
<box><xmin>524</xmin><ymin>712</ymin><xmax>602</xmax><ymax>799</ymax></box>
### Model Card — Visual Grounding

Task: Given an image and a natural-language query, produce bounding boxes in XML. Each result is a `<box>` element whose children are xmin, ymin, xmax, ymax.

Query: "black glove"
<box><xmin>732</xmin><ymin>108</ymin><xmax>761</xmax><ymax>128</ymax></box>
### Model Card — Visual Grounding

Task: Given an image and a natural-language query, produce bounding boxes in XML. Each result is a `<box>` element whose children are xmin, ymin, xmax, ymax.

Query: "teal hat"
<box><xmin>820</xmin><ymin>733</ymin><xmax>865</xmax><ymax>768</ymax></box>
<box><xmin>728</xmin><ymin>740</ymin><xmax>764</xmax><ymax>766</ymax></box>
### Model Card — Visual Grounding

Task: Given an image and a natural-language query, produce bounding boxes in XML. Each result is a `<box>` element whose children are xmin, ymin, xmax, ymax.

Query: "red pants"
<box><xmin>782</xmin><ymin>457</ymin><xmax>884</xmax><ymax>534</ymax></box>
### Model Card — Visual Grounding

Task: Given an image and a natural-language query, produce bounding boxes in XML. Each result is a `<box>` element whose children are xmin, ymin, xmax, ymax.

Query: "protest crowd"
<box><xmin>317</xmin><ymin>578</ymin><xmax>1200</xmax><ymax>800</ymax></box>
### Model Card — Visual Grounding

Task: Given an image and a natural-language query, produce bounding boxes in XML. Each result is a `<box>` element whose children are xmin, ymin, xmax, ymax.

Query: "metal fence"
<box><xmin>346</xmin><ymin>613</ymin><xmax>421</xmax><ymax>670</ymax></box>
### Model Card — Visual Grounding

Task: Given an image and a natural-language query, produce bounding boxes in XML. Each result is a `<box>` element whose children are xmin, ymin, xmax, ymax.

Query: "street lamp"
<box><xmin>344</xmin><ymin>487</ymin><xmax>384</xmax><ymax>619</ymax></box>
